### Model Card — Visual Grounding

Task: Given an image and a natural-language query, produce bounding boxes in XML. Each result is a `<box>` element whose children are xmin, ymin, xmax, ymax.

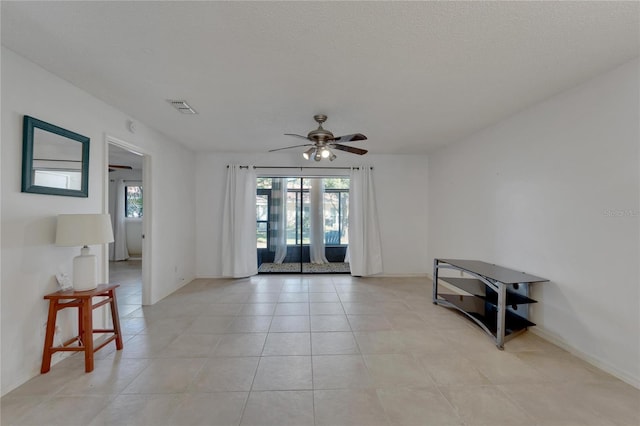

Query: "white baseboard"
<box><xmin>429</xmin><ymin>272</ymin><xmax>639</xmax><ymax>389</ymax></box>
<box><xmin>531</xmin><ymin>327</ymin><xmax>639</xmax><ymax>389</ymax></box>
<box><xmin>197</xmin><ymin>273</ymin><xmax>431</xmax><ymax>279</ymax></box>
<box><xmin>195</xmin><ymin>275</ymin><xmax>229</xmax><ymax>279</ymax></box>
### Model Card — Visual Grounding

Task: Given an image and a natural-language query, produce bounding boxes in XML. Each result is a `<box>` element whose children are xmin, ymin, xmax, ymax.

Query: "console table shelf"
<box><xmin>439</xmin><ymin>277</ymin><xmax>538</xmax><ymax>306</ymax></box>
<box><xmin>433</xmin><ymin>259</ymin><xmax>548</xmax><ymax>349</ymax></box>
<box><xmin>439</xmin><ymin>294</ymin><xmax>536</xmax><ymax>334</ymax></box>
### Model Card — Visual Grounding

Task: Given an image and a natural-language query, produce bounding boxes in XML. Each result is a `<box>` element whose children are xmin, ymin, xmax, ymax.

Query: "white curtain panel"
<box><xmin>272</xmin><ymin>178</ymin><xmax>288</xmax><ymax>264</ymax></box>
<box><xmin>309</xmin><ymin>178</ymin><xmax>329</xmax><ymax>264</ymax></box>
<box><xmin>222</xmin><ymin>165</ymin><xmax>258</xmax><ymax>277</ymax></box>
<box><xmin>348</xmin><ymin>166</ymin><xmax>383</xmax><ymax>276</ymax></box>
<box><xmin>111</xmin><ymin>179</ymin><xmax>129</xmax><ymax>261</ymax></box>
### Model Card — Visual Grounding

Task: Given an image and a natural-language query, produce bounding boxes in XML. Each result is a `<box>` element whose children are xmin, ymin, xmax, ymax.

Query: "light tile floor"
<box><xmin>109</xmin><ymin>259</ymin><xmax>143</xmax><ymax>317</ymax></box>
<box><xmin>2</xmin><ymin>275</ymin><xmax>639</xmax><ymax>425</ymax></box>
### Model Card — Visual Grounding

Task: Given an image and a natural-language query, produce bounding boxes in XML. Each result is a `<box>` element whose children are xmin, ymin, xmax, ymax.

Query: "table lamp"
<box><xmin>55</xmin><ymin>214</ymin><xmax>114</xmax><ymax>291</ymax></box>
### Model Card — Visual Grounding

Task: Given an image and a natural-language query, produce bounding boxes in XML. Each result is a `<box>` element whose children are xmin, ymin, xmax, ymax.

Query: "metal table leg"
<box><xmin>432</xmin><ymin>258</ymin><xmax>439</xmax><ymax>304</ymax></box>
<box><xmin>496</xmin><ymin>282</ymin><xmax>506</xmax><ymax>349</ymax></box>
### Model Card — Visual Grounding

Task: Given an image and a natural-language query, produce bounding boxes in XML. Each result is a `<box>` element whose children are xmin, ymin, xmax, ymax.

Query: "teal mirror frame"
<box><xmin>21</xmin><ymin>116</ymin><xmax>90</xmax><ymax>197</ymax></box>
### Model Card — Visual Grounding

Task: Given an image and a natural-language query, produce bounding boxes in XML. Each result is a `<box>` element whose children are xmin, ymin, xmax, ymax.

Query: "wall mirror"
<box><xmin>22</xmin><ymin>115</ymin><xmax>90</xmax><ymax>197</ymax></box>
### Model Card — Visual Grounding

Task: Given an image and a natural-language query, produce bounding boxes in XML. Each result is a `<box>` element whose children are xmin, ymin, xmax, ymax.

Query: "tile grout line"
<box><xmin>237</xmin><ymin>297</ymin><xmax>277</xmax><ymax>425</ymax></box>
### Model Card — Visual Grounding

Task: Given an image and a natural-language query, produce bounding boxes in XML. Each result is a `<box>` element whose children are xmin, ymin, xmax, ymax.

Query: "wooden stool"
<box><xmin>41</xmin><ymin>284</ymin><xmax>124</xmax><ymax>373</ymax></box>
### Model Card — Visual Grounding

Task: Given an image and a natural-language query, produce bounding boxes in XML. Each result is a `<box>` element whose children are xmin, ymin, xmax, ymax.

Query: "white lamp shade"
<box><xmin>55</xmin><ymin>214</ymin><xmax>114</xmax><ymax>247</ymax></box>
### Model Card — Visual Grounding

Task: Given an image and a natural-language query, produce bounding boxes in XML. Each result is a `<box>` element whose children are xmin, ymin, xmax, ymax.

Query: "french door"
<box><xmin>256</xmin><ymin>177</ymin><xmax>350</xmax><ymax>274</ymax></box>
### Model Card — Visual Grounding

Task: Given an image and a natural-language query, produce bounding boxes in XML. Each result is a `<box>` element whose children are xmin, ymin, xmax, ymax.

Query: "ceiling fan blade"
<box><xmin>268</xmin><ymin>143</ymin><xmax>313</xmax><ymax>153</ymax></box>
<box><xmin>331</xmin><ymin>133</ymin><xmax>367</xmax><ymax>143</ymax></box>
<box><xmin>284</xmin><ymin>133</ymin><xmax>310</xmax><ymax>141</ymax></box>
<box><xmin>108</xmin><ymin>164</ymin><xmax>133</xmax><ymax>170</ymax></box>
<box><xmin>332</xmin><ymin>144</ymin><xmax>368</xmax><ymax>155</ymax></box>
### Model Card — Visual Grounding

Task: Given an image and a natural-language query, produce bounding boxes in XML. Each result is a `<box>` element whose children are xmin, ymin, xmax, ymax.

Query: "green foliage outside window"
<box><xmin>256</xmin><ymin>177</ymin><xmax>350</xmax><ymax>248</ymax></box>
<box><xmin>125</xmin><ymin>186</ymin><xmax>143</xmax><ymax>218</ymax></box>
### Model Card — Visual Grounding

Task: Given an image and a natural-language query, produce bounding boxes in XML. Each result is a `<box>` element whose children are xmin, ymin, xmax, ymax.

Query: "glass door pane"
<box><xmin>256</xmin><ymin>177</ymin><xmax>303</xmax><ymax>273</ymax></box>
<box><xmin>300</xmin><ymin>178</ymin><xmax>311</xmax><ymax>272</ymax></box>
<box><xmin>257</xmin><ymin>176</ymin><xmax>350</xmax><ymax>274</ymax></box>
<box><xmin>256</xmin><ymin>193</ymin><xmax>268</xmax><ymax>249</ymax></box>
<box><xmin>302</xmin><ymin>177</ymin><xmax>350</xmax><ymax>274</ymax></box>
<box><xmin>286</xmin><ymin>178</ymin><xmax>303</xmax><ymax>273</ymax></box>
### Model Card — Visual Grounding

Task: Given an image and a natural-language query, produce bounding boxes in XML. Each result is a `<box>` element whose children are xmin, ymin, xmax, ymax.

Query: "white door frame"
<box><xmin>103</xmin><ymin>134</ymin><xmax>153</xmax><ymax>305</ymax></box>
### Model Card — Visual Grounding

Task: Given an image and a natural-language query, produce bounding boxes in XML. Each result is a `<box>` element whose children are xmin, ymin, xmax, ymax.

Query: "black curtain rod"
<box><xmin>226</xmin><ymin>165</ymin><xmax>372</xmax><ymax>170</ymax></box>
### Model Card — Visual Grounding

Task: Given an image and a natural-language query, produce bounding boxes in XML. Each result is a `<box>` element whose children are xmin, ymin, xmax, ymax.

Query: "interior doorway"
<box><xmin>257</xmin><ymin>176</ymin><xmax>350</xmax><ymax>274</ymax></box>
<box><xmin>106</xmin><ymin>140</ymin><xmax>148</xmax><ymax>311</ymax></box>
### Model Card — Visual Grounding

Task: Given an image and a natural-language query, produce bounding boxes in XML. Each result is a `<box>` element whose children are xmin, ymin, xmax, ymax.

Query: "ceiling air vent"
<box><xmin>167</xmin><ymin>100</ymin><xmax>198</xmax><ymax>114</ymax></box>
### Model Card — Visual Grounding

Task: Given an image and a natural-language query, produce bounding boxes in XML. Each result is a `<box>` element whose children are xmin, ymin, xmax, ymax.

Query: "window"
<box><xmin>323</xmin><ymin>178</ymin><xmax>349</xmax><ymax>245</ymax></box>
<box><xmin>256</xmin><ymin>177</ymin><xmax>349</xmax><ymax>248</ymax></box>
<box><xmin>125</xmin><ymin>185</ymin><xmax>143</xmax><ymax>218</ymax></box>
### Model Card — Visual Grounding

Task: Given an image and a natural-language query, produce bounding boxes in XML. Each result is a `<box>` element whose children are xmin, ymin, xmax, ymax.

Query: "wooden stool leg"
<box><xmin>40</xmin><ymin>301</ymin><xmax>58</xmax><ymax>373</ymax></box>
<box><xmin>77</xmin><ymin>301</ymin><xmax>84</xmax><ymax>345</ymax></box>
<box><xmin>108</xmin><ymin>289</ymin><xmax>124</xmax><ymax>350</ymax></box>
<box><xmin>81</xmin><ymin>298</ymin><xmax>94</xmax><ymax>372</ymax></box>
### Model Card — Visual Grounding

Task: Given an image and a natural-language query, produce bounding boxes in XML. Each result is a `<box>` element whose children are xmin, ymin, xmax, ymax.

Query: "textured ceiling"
<box><xmin>2</xmin><ymin>1</ymin><xmax>638</xmax><ymax>155</ymax></box>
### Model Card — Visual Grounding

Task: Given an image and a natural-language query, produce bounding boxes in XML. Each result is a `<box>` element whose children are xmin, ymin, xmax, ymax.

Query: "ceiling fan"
<box><xmin>269</xmin><ymin>114</ymin><xmax>367</xmax><ymax>161</ymax></box>
<box><xmin>108</xmin><ymin>164</ymin><xmax>133</xmax><ymax>172</ymax></box>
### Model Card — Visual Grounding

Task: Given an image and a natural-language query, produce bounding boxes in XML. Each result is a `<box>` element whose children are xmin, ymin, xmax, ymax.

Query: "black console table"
<box><xmin>432</xmin><ymin>259</ymin><xmax>548</xmax><ymax>349</ymax></box>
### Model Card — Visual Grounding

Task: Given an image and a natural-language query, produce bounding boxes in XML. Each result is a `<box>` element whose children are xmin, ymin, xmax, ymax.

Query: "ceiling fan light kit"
<box><xmin>270</xmin><ymin>114</ymin><xmax>368</xmax><ymax>161</ymax></box>
<box><xmin>303</xmin><ymin>147</ymin><xmax>315</xmax><ymax>160</ymax></box>
<box><xmin>320</xmin><ymin>147</ymin><xmax>331</xmax><ymax>159</ymax></box>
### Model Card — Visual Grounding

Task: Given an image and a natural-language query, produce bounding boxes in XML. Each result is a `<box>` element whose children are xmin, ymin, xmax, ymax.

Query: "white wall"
<box><xmin>195</xmin><ymin>152</ymin><xmax>429</xmax><ymax>277</ymax></box>
<box><xmin>427</xmin><ymin>59</ymin><xmax>640</xmax><ymax>387</ymax></box>
<box><xmin>1</xmin><ymin>47</ymin><xmax>197</xmax><ymax>395</ymax></box>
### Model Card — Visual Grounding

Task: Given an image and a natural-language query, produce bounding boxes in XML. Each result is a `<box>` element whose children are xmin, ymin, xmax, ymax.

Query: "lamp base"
<box><xmin>73</xmin><ymin>246</ymin><xmax>97</xmax><ymax>291</ymax></box>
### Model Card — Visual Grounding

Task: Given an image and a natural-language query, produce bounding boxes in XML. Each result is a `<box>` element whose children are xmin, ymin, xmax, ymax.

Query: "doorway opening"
<box><xmin>107</xmin><ymin>141</ymin><xmax>148</xmax><ymax>312</ymax></box>
<box><xmin>256</xmin><ymin>176</ymin><xmax>350</xmax><ymax>274</ymax></box>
